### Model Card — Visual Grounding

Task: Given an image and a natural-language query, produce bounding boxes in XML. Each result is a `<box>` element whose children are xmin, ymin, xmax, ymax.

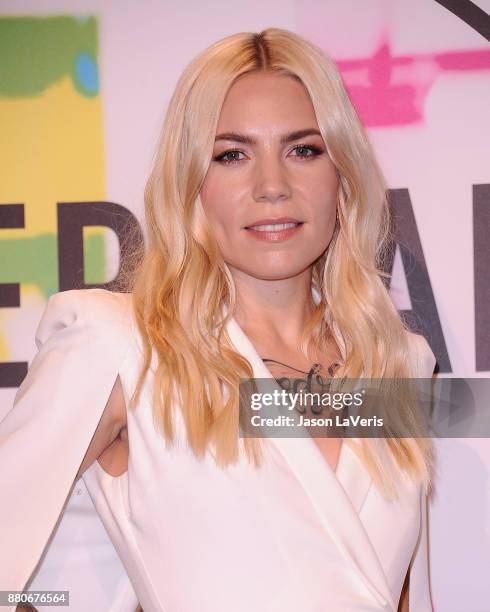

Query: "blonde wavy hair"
<box><xmin>119</xmin><ymin>27</ymin><xmax>433</xmax><ymax>500</ymax></box>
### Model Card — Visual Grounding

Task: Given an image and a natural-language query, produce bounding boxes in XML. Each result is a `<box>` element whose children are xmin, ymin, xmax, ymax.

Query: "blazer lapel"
<box><xmin>335</xmin><ymin>440</ymin><xmax>373</xmax><ymax>513</ymax></box>
<box><xmin>226</xmin><ymin>316</ymin><xmax>396</xmax><ymax>611</ymax></box>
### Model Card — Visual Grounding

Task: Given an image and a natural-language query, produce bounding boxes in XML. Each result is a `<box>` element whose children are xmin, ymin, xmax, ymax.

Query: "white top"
<box><xmin>0</xmin><ymin>288</ymin><xmax>437</xmax><ymax>612</ymax></box>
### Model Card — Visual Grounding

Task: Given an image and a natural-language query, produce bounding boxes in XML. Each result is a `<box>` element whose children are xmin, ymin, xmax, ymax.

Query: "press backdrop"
<box><xmin>1</xmin><ymin>1</ymin><xmax>489</xmax><ymax>610</ymax></box>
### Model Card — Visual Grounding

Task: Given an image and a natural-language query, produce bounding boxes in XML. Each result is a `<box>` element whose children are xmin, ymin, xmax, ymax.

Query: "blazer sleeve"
<box><xmin>408</xmin><ymin>490</ymin><xmax>433</xmax><ymax>611</ymax></box>
<box><xmin>0</xmin><ymin>289</ymin><xmax>133</xmax><ymax>609</ymax></box>
<box><xmin>407</xmin><ymin>332</ymin><xmax>436</xmax><ymax>611</ymax></box>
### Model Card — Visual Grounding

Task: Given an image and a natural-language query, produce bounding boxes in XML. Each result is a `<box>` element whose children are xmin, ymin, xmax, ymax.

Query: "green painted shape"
<box><xmin>0</xmin><ymin>233</ymin><xmax>106</xmax><ymax>299</ymax></box>
<box><xmin>0</xmin><ymin>16</ymin><xmax>98</xmax><ymax>98</ymax></box>
<box><xmin>84</xmin><ymin>233</ymin><xmax>106</xmax><ymax>284</ymax></box>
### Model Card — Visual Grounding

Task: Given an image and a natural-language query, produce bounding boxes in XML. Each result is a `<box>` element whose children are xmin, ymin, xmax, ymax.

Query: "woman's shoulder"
<box><xmin>404</xmin><ymin>330</ymin><xmax>437</xmax><ymax>378</ymax></box>
<box><xmin>36</xmin><ymin>288</ymin><xmax>134</xmax><ymax>348</ymax></box>
<box><xmin>41</xmin><ymin>287</ymin><xmax>131</xmax><ymax>317</ymax></box>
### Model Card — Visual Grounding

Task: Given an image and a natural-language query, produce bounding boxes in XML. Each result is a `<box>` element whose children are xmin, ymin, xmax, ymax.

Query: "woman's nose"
<box><xmin>252</xmin><ymin>154</ymin><xmax>292</xmax><ymax>203</ymax></box>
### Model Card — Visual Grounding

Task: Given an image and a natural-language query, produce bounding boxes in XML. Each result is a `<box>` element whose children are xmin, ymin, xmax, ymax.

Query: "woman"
<box><xmin>1</xmin><ymin>28</ymin><xmax>436</xmax><ymax>611</ymax></box>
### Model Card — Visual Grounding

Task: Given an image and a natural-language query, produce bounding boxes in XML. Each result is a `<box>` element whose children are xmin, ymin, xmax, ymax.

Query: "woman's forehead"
<box><xmin>216</xmin><ymin>73</ymin><xmax>318</xmax><ymax>135</ymax></box>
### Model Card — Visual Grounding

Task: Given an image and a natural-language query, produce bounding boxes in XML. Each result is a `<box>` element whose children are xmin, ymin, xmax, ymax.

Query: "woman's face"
<box><xmin>199</xmin><ymin>71</ymin><xmax>339</xmax><ymax>281</ymax></box>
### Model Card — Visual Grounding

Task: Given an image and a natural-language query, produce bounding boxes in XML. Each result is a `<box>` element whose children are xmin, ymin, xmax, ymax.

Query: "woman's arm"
<box><xmin>76</xmin><ymin>374</ymin><xmax>127</xmax><ymax>479</ymax></box>
<box><xmin>398</xmin><ymin>567</ymin><xmax>410</xmax><ymax>611</ymax></box>
<box><xmin>0</xmin><ymin>289</ymin><xmax>133</xmax><ymax>609</ymax></box>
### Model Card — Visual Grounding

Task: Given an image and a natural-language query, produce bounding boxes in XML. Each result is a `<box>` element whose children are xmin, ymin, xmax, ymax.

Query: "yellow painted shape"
<box><xmin>0</xmin><ymin>76</ymin><xmax>106</xmax><ymax>236</ymax></box>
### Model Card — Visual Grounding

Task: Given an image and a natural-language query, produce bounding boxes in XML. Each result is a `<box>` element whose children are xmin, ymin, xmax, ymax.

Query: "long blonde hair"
<box><xmin>119</xmin><ymin>28</ymin><xmax>433</xmax><ymax>499</ymax></box>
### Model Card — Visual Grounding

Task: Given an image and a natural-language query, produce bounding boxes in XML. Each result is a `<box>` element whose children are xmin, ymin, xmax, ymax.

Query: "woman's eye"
<box><xmin>291</xmin><ymin>144</ymin><xmax>323</xmax><ymax>158</ymax></box>
<box><xmin>214</xmin><ymin>150</ymin><xmax>245</xmax><ymax>164</ymax></box>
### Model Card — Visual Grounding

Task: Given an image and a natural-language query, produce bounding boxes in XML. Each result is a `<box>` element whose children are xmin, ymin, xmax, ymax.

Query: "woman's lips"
<box><xmin>244</xmin><ymin>222</ymin><xmax>304</xmax><ymax>242</ymax></box>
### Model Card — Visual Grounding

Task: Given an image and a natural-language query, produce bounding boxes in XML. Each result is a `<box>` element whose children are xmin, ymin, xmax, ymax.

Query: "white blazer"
<box><xmin>0</xmin><ymin>289</ymin><xmax>437</xmax><ymax>612</ymax></box>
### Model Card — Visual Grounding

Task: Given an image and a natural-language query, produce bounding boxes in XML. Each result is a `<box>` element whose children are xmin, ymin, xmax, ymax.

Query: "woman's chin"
<box><xmin>228</xmin><ymin>262</ymin><xmax>316</xmax><ymax>282</ymax></box>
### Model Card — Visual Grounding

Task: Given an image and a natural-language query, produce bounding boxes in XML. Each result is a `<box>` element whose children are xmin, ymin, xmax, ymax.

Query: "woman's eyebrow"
<box><xmin>214</xmin><ymin>128</ymin><xmax>322</xmax><ymax>145</ymax></box>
